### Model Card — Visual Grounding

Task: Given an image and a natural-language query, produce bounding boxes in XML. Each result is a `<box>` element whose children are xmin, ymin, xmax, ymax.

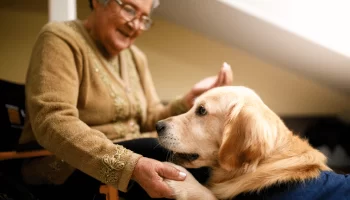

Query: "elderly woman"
<box><xmin>19</xmin><ymin>0</ymin><xmax>232</xmax><ymax>199</ymax></box>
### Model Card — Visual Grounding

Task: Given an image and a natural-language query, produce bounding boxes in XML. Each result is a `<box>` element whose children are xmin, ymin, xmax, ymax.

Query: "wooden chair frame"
<box><xmin>0</xmin><ymin>150</ymin><xmax>119</xmax><ymax>200</ymax></box>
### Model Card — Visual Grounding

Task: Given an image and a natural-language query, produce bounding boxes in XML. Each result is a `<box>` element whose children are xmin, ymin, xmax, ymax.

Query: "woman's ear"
<box><xmin>218</xmin><ymin>103</ymin><xmax>278</xmax><ymax>172</ymax></box>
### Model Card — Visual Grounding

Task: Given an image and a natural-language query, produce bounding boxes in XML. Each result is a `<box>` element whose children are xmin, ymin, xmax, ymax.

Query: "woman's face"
<box><xmin>92</xmin><ymin>0</ymin><xmax>153</xmax><ymax>56</ymax></box>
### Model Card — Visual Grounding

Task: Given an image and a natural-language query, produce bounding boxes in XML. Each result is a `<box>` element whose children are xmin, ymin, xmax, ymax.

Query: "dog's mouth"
<box><xmin>170</xmin><ymin>152</ymin><xmax>200</xmax><ymax>163</ymax></box>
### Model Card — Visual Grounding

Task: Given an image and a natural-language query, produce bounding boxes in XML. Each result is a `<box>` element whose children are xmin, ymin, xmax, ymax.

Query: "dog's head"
<box><xmin>157</xmin><ymin>86</ymin><xmax>288</xmax><ymax>173</ymax></box>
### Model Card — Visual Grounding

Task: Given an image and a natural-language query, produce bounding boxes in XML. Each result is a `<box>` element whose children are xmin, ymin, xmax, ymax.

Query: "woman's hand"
<box><xmin>132</xmin><ymin>157</ymin><xmax>187</xmax><ymax>198</ymax></box>
<box><xmin>184</xmin><ymin>62</ymin><xmax>233</xmax><ymax>108</ymax></box>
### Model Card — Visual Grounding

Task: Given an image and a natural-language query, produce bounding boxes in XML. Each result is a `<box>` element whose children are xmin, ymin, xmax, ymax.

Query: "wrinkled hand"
<box><xmin>132</xmin><ymin>157</ymin><xmax>187</xmax><ymax>199</ymax></box>
<box><xmin>184</xmin><ymin>62</ymin><xmax>233</xmax><ymax>107</ymax></box>
<box><xmin>164</xmin><ymin>162</ymin><xmax>217</xmax><ymax>200</ymax></box>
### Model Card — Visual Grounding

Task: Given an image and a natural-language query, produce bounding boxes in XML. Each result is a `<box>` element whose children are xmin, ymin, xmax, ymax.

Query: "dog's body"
<box><xmin>156</xmin><ymin>86</ymin><xmax>350</xmax><ymax>200</ymax></box>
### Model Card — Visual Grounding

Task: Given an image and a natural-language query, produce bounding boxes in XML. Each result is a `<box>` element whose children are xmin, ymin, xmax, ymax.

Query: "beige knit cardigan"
<box><xmin>19</xmin><ymin>20</ymin><xmax>188</xmax><ymax>192</ymax></box>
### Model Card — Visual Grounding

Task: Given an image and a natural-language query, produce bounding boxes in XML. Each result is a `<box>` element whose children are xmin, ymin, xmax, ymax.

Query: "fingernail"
<box><xmin>223</xmin><ymin>62</ymin><xmax>231</xmax><ymax>70</ymax></box>
<box><xmin>179</xmin><ymin>171</ymin><xmax>187</xmax><ymax>178</ymax></box>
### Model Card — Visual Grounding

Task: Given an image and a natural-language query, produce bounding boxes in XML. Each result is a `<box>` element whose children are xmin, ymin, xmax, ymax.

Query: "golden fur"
<box><xmin>158</xmin><ymin>86</ymin><xmax>330</xmax><ymax>200</ymax></box>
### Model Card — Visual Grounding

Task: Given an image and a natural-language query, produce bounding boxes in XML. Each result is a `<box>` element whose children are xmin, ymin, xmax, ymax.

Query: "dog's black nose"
<box><xmin>155</xmin><ymin>121</ymin><xmax>167</xmax><ymax>136</ymax></box>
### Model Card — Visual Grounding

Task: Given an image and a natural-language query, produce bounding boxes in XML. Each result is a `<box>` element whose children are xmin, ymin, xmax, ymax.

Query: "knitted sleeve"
<box><xmin>25</xmin><ymin>29</ymin><xmax>142</xmax><ymax>192</ymax></box>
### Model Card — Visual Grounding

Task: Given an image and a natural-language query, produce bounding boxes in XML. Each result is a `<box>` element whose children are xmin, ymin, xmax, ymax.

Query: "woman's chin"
<box><xmin>105</xmin><ymin>43</ymin><xmax>129</xmax><ymax>57</ymax></box>
<box><xmin>113</xmin><ymin>40</ymin><xmax>131</xmax><ymax>52</ymax></box>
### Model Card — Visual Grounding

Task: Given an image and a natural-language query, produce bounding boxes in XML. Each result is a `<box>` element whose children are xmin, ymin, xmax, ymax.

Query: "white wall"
<box><xmin>222</xmin><ymin>0</ymin><xmax>350</xmax><ymax>58</ymax></box>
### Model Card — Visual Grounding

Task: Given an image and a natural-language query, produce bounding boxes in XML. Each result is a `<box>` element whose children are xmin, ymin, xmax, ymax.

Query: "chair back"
<box><xmin>0</xmin><ymin>80</ymin><xmax>26</xmax><ymax>152</ymax></box>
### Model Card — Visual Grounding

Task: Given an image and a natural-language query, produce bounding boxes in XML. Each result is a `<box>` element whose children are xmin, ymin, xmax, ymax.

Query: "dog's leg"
<box><xmin>164</xmin><ymin>163</ymin><xmax>217</xmax><ymax>200</ymax></box>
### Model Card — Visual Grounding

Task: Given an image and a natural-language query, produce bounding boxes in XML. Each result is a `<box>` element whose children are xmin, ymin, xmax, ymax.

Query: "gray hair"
<box><xmin>89</xmin><ymin>0</ymin><xmax>160</xmax><ymax>12</ymax></box>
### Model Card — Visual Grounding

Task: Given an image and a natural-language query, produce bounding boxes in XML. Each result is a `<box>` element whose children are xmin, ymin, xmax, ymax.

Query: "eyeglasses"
<box><xmin>114</xmin><ymin>0</ymin><xmax>153</xmax><ymax>31</ymax></box>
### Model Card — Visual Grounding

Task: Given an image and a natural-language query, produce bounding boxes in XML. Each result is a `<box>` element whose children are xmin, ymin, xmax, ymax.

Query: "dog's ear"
<box><xmin>218</xmin><ymin>102</ymin><xmax>279</xmax><ymax>172</ymax></box>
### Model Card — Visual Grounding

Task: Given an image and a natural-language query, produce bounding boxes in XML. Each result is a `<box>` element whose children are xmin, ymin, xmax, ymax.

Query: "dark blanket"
<box><xmin>235</xmin><ymin>171</ymin><xmax>350</xmax><ymax>200</ymax></box>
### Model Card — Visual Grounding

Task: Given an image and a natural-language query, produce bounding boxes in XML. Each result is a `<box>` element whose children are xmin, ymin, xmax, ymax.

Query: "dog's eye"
<box><xmin>195</xmin><ymin>105</ymin><xmax>207</xmax><ymax>116</ymax></box>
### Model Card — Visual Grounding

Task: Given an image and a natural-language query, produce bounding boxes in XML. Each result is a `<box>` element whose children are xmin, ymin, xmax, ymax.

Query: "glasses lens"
<box><xmin>119</xmin><ymin>3</ymin><xmax>153</xmax><ymax>31</ymax></box>
<box><xmin>141</xmin><ymin>17</ymin><xmax>152</xmax><ymax>30</ymax></box>
<box><xmin>120</xmin><ymin>4</ymin><xmax>136</xmax><ymax>20</ymax></box>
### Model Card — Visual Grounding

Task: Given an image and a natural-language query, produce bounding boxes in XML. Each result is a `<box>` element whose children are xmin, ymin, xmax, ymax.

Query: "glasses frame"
<box><xmin>114</xmin><ymin>0</ymin><xmax>153</xmax><ymax>31</ymax></box>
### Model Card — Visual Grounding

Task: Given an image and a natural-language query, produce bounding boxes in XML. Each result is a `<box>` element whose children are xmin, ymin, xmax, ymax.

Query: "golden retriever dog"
<box><xmin>155</xmin><ymin>86</ymin><xmax>350</xmax><ymax>200</ymax></box>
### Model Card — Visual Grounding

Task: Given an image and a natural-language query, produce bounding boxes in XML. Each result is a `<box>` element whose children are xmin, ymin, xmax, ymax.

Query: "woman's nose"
<box><xmin>127</xmin><ymin>18</ymin><xmax>141</xmax><ymax>30</ymax></box>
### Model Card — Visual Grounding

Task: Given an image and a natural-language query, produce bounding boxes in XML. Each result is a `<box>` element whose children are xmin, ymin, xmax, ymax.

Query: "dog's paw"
<box><xmin>164</xmin><ymin>162</ymin><xmax>217</xmax><ymax>200</ymax></box>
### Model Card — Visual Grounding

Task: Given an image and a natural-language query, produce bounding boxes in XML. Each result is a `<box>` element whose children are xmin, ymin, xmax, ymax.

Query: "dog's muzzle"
<box><xmin>156</xmin><ymin>121</ymin><xmax>167</xmax><ymax>136</ymax></box>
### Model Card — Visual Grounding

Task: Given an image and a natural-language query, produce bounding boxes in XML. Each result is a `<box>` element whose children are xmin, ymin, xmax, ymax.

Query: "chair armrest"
<box><xmin>0</xmin><ymin>150</ymin><xmax>52</xmax><ymax>161</ymax></box>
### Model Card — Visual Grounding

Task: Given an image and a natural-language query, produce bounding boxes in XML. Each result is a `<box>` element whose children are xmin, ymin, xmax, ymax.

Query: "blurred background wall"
<box><xmin>0</xmin><ymin>0</ymin><xmax>349</xmax><ymax>116</ymax></box>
